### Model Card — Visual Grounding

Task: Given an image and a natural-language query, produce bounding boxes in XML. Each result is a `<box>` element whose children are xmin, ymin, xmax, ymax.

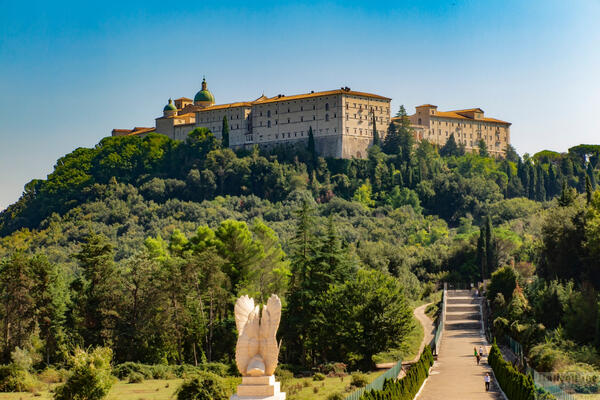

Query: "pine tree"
<box><xmin>221</xmin><ymin>116</ymin><xmax>230</xmax><ymax>148</ymax></box>
<box><xmin>440</xmin><ymin>134</ymin><xmax>459</xmax><ymax>157</ymax></box>
<box><xmin>372</xmin><ymin>113</ymin><xmax>380</xmax><ymax>146</ymax></box>
<box><xmin>383</xmin><ymin>122</ymin><xmax>400</xmax><ymax>155</ymax></box>
<box><xmin>478</xmin><ymin>139</ymin><xmax>489</xmax><ymax>157</ymax></box>
<box><xmin>536</xmin><ymin>164</ymin><xmax>546</xmax><ymax>201</ymax></box>
<box><xmin>72</xmin><ymin>232</ymin><xmax>121</xmax><ymax>348</ymax></box>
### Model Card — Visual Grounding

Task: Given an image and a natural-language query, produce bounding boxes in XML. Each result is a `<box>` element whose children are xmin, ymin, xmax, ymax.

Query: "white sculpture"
<box><xmin>231</xmin><ymin>294</ymin><xmax>285</xmax><ymax>400</ymax></box>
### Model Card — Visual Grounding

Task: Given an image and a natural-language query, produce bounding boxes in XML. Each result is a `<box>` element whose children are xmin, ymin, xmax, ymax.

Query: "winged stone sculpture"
<box><xmin>234</xmin><ymin>294</ymin><xmax>282</xmax><ymax>376</ymax></box>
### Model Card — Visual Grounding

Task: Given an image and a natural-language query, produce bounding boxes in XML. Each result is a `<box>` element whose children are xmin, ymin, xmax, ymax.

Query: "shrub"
<box><xmin>54</xmin><ymin>347</ymin><xmax>114</xmax><ymax>400</ymax></box>
<box><xmin>176</xmin><ymin>371</ymin><xmax>229</xmax><ymax>400</ymax></box>
<box><xmin>313</xmin><ymin>372</ymin><xmax>326</xmax><ymax>381</ymax></box>
<box><xmin>203</xmin><ymin>362</ymin><xmax>229</xmax><ymax>377</ymax></box>
<box><xmin>488</xmin><ymin>342</ymin><xmax>536</xmax><ymax>400</ymax></box>
<box><xmin>0</xmin><ymin>364</ymin><xmax>39</xmax><ymax>392</ymax></box>
<box><xmin>128</xmin><ymin>372</ymin><xmax>144</xmax><ymax>384</ymax></box>
<box><xmin>327</xmin><ymin>393</ymin><xmax>345</xmax><ymax>400</ymax></box>
<box><xmin>275</xmin><ymin>367</ymin><xmax>294</xmax><ymax>385</ymax></box>
<box><xmin>113</xmin><ymin>362</ymin><xmax>152</xmax><ymax>380</ymax></box>
<box><xmin>359</xmin><ymin>345</ymin><xmax>434</xmax><ymax>400</ymax></box>
<box><xmin>351</xmin><ymin>372</ymin><xmax>368</xmax><ymax>388</ymax></box>
<box><xmin>318</xmin><ymin>362</ymin><xmax>347</xmax><ymax>376</ymax></box>
<box><xmin>39</xmin><ymin>368</ymin><xmax>65</xmax><ymax>384</ymax></box>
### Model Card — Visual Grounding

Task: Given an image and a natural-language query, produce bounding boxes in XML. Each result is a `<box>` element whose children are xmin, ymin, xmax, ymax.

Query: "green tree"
<box><xmin>372</xmin><ymin>113</ymin><xmax>380</xmax><ymax>146</ymax></box>
<box><xmin>221</xmin><ymin>116</ymin><xmax>230</xmax><ymax>148</ymax></box>
<box><xmin>307</xmin><ymin>126</ymin><xmax>316</xmax><ymax>169</ymax></box>
<box><xmin>72</xmin><ymin>232</ymin><xmax>121</xmax><ymax>348</ymax></box>
<box><xmin>478</xmin><ymin>139</ymin><xmax>489</xmax><ymax>157</ymax></box>
<box><xmin>352</xmin><ymin>180</ymin><xmax>375</xmax><ymax>208</ymax></box>
<box><xmin>487</xmin><ymin>266</ymin><xmax>517</xmax><ymax>304</ymax></box>
<box><xmin>440</xmin><ymin>134</ymin><xmax>459</xmax><ymax>157</ymax></box>
<box><xmin>54</xmin><ymin>347</ymin><xmax>114</xmax><ymax>400</ymax></box>
<box><xmin>383</xmin><ymin>122</ymin><xmax>400</xmax><ymax>155</ymax></box>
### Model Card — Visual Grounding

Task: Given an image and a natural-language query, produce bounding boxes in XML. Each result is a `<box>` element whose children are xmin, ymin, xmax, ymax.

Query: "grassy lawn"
<box><xmin>0</xmin><ymin>372</ymin><xmax>385</xmax><ymax>400</ymax></box>
<box><xmin>282</xmin><ymin>371</ymin><xmax>384</xmax><ymax>400</ymax></box>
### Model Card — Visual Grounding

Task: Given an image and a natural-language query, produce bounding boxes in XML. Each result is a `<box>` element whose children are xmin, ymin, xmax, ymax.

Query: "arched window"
<box><xmin>325</xmin><ymin>103</ymin><xmax>329</xmax><ymax>111</ymax></box>
<box><xmin>418</xmin><ymin>118</ymin><xmax>422</xmax><ymax>125</ymax></box>
<box><xmin>267</xmin><ymin>110</ymin><xmax>271</xmax><ymax>117</ymax></box>
<box><xmin>267</xmin><ymin>120</ymin><xmax>271</xmax><ymax>128</ymax></box>
<box><xmin>325</xmin><ymin>114</ymin><xmax>329</xmax><ymax>121</ymax></box>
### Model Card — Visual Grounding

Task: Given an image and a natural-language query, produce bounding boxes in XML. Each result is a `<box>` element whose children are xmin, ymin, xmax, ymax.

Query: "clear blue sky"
<box><xmin>1</xmin><ymin>0</ymin><xmax>599</xmax><ymax>211</ymax></box>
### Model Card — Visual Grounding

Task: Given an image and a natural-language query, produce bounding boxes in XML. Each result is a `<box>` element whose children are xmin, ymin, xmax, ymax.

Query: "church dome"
<box><xmin>163</xmin><ymin>98</ymin><xmax>177</xmax><ymax>112</ymax></box>
<box><xmin>194</xmin><ymin>77</ymin><xmax>215</xmax><ymax>106</ymax></box>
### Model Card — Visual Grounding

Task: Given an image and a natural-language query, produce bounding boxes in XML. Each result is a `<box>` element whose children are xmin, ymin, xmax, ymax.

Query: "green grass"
<box><xmin>283</xmin><ymin>371</ymin><xmax>384</xmax><ymax>400</ymax></box>
<box><xmin>372</xmin><ymin>313</ymin><xmax>425</xmax><ymax>364</ymax></box>
<box><xmin>0</xmin><ymin>373</ymin><xmax>386</xmax><ymax>400</ymax></box>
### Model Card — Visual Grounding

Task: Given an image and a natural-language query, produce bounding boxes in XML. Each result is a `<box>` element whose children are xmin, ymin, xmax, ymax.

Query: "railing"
<box><xmin>505</xmin><ymin>335</ymin><xmax>577</xmax><ymax>400</ymax></box>
<box><xmin>344</xmin><ymin>359</ymin><xmax>403</xmax><ymax>400</ymax></box>
<box><xmin>526</xmin><ymin>366</ymin><xmax>577</xmax><ymax>400</ymax></box>
<box><xmin>431</xmin><ymin>284</ymin><xmax>446</xmax><ymax>356</ymax></box>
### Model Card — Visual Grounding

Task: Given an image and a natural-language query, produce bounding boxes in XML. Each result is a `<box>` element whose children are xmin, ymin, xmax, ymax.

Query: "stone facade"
<box><xmin>111</xmin><ymin>81</ymin><xmax>513</xmax><ymax>159</ymax></box>
<box><xmin>401</xmin><ymin>104</ymin><xmax>511</xmax><ymax>157</ymax></box>
<box><xmin>146</xmin><ymin>80</ymin><xmax>391</xmax><ymax>159</ymax></box>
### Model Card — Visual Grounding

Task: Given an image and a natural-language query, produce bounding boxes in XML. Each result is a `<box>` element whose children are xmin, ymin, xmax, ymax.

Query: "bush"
<box><xmin>54</xmin><ymin>347</ymin><xmax>114</xmax><ymax>400</ymax></box>
<box><xmin>488</xmin><ymin>342</ymin><xmax>536</xmax><ymax>400</ymax></box>
<box><xmin>313</xmin><ymin>372</ymin><xmax>326</xmax><ymax>381</ymax></box>
<box><xmin>318</xmin><ymin>362</ymin><xmax>347</xmax><ymax>376</ymax></box>
<box><xmin>359</xmin><ymin>345</ymin><xmax>434</xmax><ymax>400</ymax></box>
<box><xmin>0</xmin><ymin>364</ymin><xmax>39</xmax><ymax>392</ymax></box>
<box><xmin>113</xmin><ymin>362</ymin><xmax>153</xmax><ymax>380</ymax></box>
<box><xmin>203</xmin><ymin>362</ymin><xmax>230</xmax><ymax>377</ymax></box>
<box><xmin>351</xmin><ymin>372</ymin><xmax>368</xmax><ymax>388</ymax></box>
<box><xmin>39</xmin><ymin>368</ymin><xmax>66</xmax><ymax>384</ymax></box>
<box><xmin>176</xmin><ymin>371</ymin><xmax>229</xmax><ymax>400</ymax></box>
<box><xmin>327</xmin><ymin>393</ymin><xmax>345</xmax><ymax>400</ymax></box>
<box><xmin>128</xmin><ymin>372</ymin><xmax>144</xmax><ymax>384</ymax></box>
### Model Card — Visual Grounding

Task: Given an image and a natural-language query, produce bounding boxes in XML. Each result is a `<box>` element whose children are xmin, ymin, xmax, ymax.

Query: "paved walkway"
<box><xmin>416</xmin><ymin>290</ymin><xmax>505</xmax><ymax>400</ymax></box>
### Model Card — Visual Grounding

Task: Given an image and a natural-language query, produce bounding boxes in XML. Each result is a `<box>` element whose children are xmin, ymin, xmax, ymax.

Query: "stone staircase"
<box><xmin>444</xmin><ymin>290</ymin><xmax>482</xmax><ymax>331</ymax></box>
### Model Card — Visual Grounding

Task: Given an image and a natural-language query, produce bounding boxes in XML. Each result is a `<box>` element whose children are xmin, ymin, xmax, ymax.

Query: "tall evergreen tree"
<box><xmin>476</xmin><ymin>229</ymin><xmax>487</xmax><ymax>281</ymax></box>
<box><xmin>383</xmin><ymin>122</ymin><xmax>400</xmax><ymax>155</ymax></box>
<box><xmin>72</xmin><ymin>232</ymin><xmax>121</xmax><ymax>348</ymax></box>
<box><xmin>478</xmin><ymin>139</ymin><xmax>489</xmax><ymax>157</ymax></box>
<box><xmin>307</xmin><ymin>126</ymin><xmax>316</xmax><ymax>169</ymax></box>
<box><xmin>440</xmin><ymin>134</ymin><xmax>459</xmax><ymax>157</ymax></box>
<box><xmin>372</xmin><ymin>113</ymin><xmax>380</xmax><ymax>146</ymax></box>
<box><xmin>536</xmin><ymin>164</ymin><xmax>547</xmax><ymax>201</ymax></box>
<box><xmin>485</xmin><ymin>215</ymin><xmax>496</xmax><ymax>274</ymax></box>
<box><xmin>221</xmin><ymin>116</ymin><xmax>230</xmax><ymax>148</ymax></box>
<box><xmin>586</xmin><ymin>175</ymin><xmax>593</xmax><ymax>204</ymax></box>
<box><xmin>587</xmin><ymin>162</ymin><xmax>597</xmax><ymax>189</ymax></box>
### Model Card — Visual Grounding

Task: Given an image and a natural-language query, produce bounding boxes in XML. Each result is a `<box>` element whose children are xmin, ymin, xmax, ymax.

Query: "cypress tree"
<box><xmin>372</xmin><ymin>113</ymin><xmax>380</xmax><ymax>146</ymax></box>
<box><xmin>221</xmin><ymin>115</ymin><xmax>230</xmax><ymax>148</ymax></box>
<box><xmin>586</xmin><ymin>175</ymin><xmax>593</xmax><ymax>204</ymax></box>
<box><xmin>536</xmin><ymin>164</ymin><xmax>546</xmax><ymax>201</ymax></box>
<box><xmin>485</xmin><ymin>216</ymin><xmax>496</xmax><ymax>274</ymax></box>
<box><xmin>307</xmin><ymin>126</ymin><xmax>316</xmax><ymax>169</ymax></box>
<box><xmin>587</xmin><ymin>162</ymin><xmax>597</xmax><ymax>189</ymax></box>
<box><xmin>476</xmin><ymin>229</ymin><xmax>487</xmax><ymax>280</ymax></box>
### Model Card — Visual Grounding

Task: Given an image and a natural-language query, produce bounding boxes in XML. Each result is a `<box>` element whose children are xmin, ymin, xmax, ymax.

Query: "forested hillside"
<box><xmin>1</xmin><ymin>116</ymin><xmax>599</xmax><ymax>392</ymax></box>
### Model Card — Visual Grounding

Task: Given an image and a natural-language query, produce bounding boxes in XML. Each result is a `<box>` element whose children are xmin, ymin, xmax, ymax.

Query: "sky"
<box><xmin>1</xmin><ymin>0</ymin><xmax>599</xmax><ymax>211</ymax></box>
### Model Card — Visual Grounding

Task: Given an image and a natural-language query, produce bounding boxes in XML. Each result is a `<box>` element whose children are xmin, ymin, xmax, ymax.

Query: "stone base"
<box><xmin>230</xmin><ymin>375</ymin><xmax>286</xmax><ymax>400</ymax></box>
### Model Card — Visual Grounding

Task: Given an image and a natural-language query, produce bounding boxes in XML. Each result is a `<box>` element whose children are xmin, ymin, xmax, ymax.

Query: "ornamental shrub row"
<box><xmin>359</xmin><ymin>345</ymin><xmax>434</xmax><ymax>400</ymax></box>
<box><xmin>488</xmin><ymin>341</ymin><xmax>536</xmax><ymax>400</ymax></box>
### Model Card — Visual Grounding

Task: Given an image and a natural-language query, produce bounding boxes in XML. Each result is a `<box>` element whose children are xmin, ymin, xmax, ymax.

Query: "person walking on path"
<box><xmin>479</xmin><ymin>346</ymin><xmax>485</xmax><ymax>358</ymax></box>
<box><xmin>476</xmin><ymin>352</ymin><xmax>481</xmax><ymax>365</ymax></box>
<box><xmin>484</xmin><ymin>372</ymin><xmax>491</xmax><ymax>391</ymax></box>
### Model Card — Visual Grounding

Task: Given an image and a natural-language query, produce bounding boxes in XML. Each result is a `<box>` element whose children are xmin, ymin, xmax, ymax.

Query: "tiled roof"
<box><xmin>126</xmin><ymin>127</ymin><xmax>155</xmax><ymax>136</ymax></box>
<box><xmin>416</xmin><ymin>104</ymin><xmax>438</xmax><ymax>108</ymax></box>
<box><xmin>433</xmin><ymin>110</ymin><xmax>510</xmax><ymax>125</ymax></box>
<box><xmin>197</xmin><ymin>102</ymin><xmax>254</xmax><ymax>112</ymax></box>
<box><xmin>253</xmin><ymin>89</ymin><xmax>391</xmax><ymax>104</ymax></box>
<box><xmin>175</xmin><ymin>97</ymin><xmax>192</xmax><ymax>101</ymax></box>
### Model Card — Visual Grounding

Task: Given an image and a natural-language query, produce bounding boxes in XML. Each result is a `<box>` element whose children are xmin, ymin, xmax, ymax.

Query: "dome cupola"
<box><xmin>194</xmin><ymin>77</ymin><xmax>215</xmax><ymax>107</ymax></box>
<box><xmin>163</xmin><ymin>98</ymin><xmax>177</xmax><ymax>117</ymax></box>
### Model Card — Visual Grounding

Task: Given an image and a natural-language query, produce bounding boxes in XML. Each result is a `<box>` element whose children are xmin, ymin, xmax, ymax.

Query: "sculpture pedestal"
<box><xmin>230</xmin><ymin>375</ymin><xmax>286</xmax><ymax>400</ymax></box>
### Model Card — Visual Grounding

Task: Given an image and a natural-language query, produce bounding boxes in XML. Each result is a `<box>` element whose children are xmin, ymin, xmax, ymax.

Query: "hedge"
<box><xmin>488</xmin><ymin>341</ymin><xmax>536</xmax><ymax>400</ymax></box>
<box><xmin>359</xmin><ymin>345</ymin><xmax>434</xmax><ymax>400</ymax></box>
